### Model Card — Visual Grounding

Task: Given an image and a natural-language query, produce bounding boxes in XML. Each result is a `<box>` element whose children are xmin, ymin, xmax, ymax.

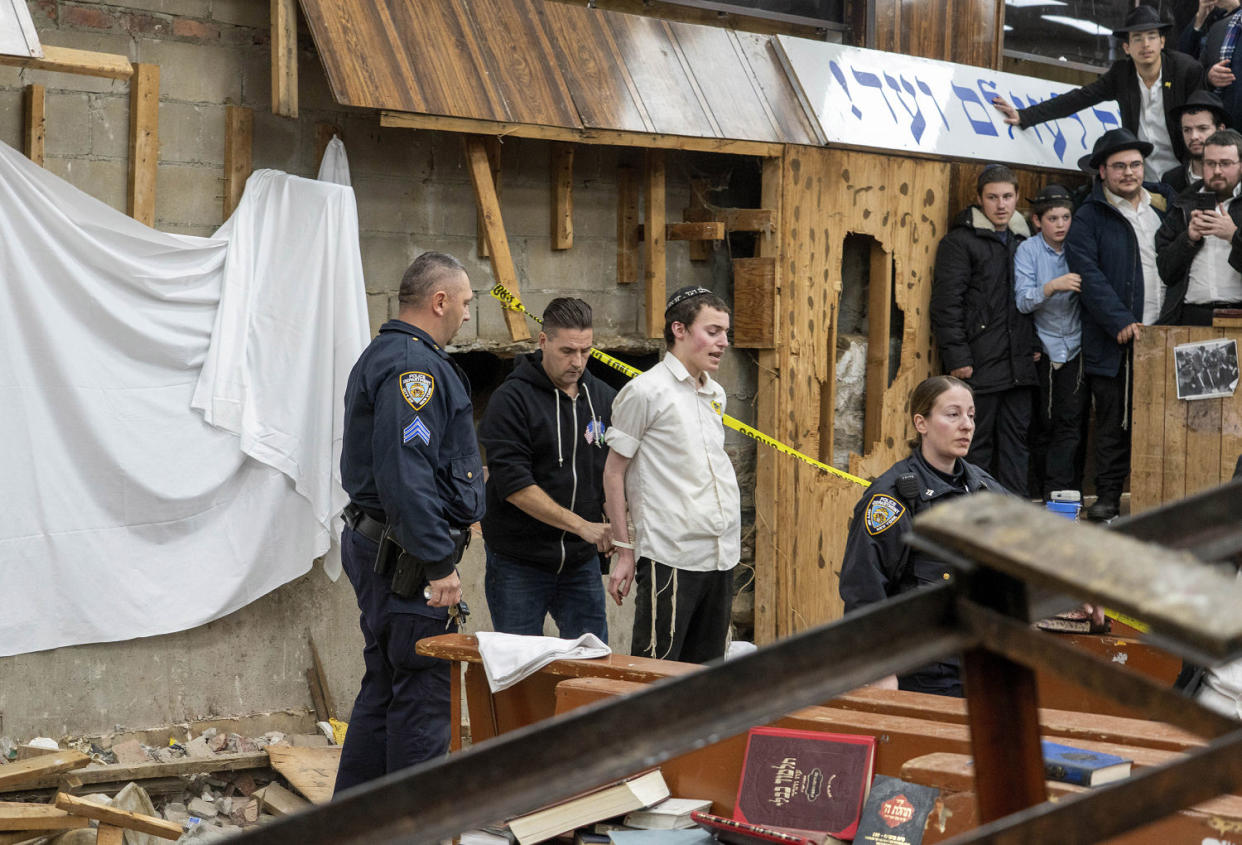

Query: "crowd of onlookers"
<box><xmin>930</xmin><ymin>5</ymin><xmax>1242</xmax><ymax>519</ymax></box>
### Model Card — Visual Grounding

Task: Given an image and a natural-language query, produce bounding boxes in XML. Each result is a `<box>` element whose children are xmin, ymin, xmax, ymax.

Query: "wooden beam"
<box><xmin>476</xmin><ymin>137</ymin><xmax>500</xmax><ymax>259</ymax></box>
<box><xmin>0</xmin><ymin>751</ymin><xmax>89</xmax><ymax>791</ymax></box>
<box><xmin>0</xmin><ymin>44</ymin><xmax>133</xmax><ymax>80</ymax></box>
<box><xmin>22</xmin><ymin>83</ymin><xmax>45</xmax><ymax>166</ymax></box>
<box><xmin>552</xmin><ymin>142</ymin><xmax>574</xmax><ymax>250</ymax></box>
<box><xmin>271</xmin><ymin>0</ymin><xmax>299</xmax><ymax>118</ymax></box>
<box><xmin>464</xmin><ymin>135</ymin><xmax>531</xmax><ymax>341</ymax></box>
<box><xmin>637</xmin><ymin>221</ymin><xmax>725</xmax><ymax>241</ymax></box>
<box><xmin>753</xmin><ymin>154</ymin><xmax>782</xmax><ymax>645</ymax></box>
<box><xmin>685</xmin><ymin>178</ymin><xmax>712</xmax><ymax>260</ymax></box>
<box><xmin>643</xmin><ymin>149</ymin><xmax>666</xmax><ymax>339</ymax></box>
<box><xmin>0</xmin><ymin>803</ymin><xmax>89</xmax><ymax>831</ymax></box>
<box><xmin>863</xmin><ymin>241</ymin><xmax>892</xmax><ymax>453</ymax></box>
<box><xmin>96</xmin><ymin>825</ymin><xmax>125</xmax><ymax>845</ymax></box>
<box><xmin>1</xmin><ymin>752</ymin><xmax>271</xmax><ymax>795</ymax></box>
<box><xmin>732</xmin><ymin>257</ymin><xmax>776</xmax><ymax>348</ymax></box>
<box><xmin>381</xmin><ymin>111</ymin><xmax>783</xmax><ymax>158</ymax></box>
<box><xmin>55</xmin><ymin>792</ymin><xmax>183</xmax><ymax>839</ymax></box>
<box><xmin>686</xmin><ymin>206</ymin><xmax>776</xmax><ymax>234</ymax></box>
<box><xmin>617</xmin><ymin>164</ymin><xmax>639</xmax><ymax>285</ymax></box>
<box><xmin>224</xmin><ymin>104</ymin><xmax>253</xmax><ymax>219</ymax></box>
<box><xmin>127</xmin><ymin>62</ymin><xmax>159</xmax><ymax>227</ymax></box>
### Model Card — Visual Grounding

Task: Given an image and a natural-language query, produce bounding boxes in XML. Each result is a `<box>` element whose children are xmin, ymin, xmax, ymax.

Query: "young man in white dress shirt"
<box><xmin>602</xmin><ymin>286</ymin><xmax>740</xmax><ymax>663</ymax></box>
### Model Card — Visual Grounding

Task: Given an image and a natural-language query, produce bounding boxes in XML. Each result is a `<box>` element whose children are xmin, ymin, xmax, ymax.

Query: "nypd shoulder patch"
<box><xmin>400</xmin><ymin>371</ymin><xmax>435</xmax><ymax>411</ymax></box>
<box><xmin>864</xmin><ymin>493</ymin><xmax>905</xmax><ymax>536</ymax></box>
<box><xmin>403</xmin><ymin>416</ymin><xmax>432</xmax><ymax>446</ymax></box>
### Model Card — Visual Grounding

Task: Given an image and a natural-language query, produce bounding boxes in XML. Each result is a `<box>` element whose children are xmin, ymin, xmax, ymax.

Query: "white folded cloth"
<box><xmin>475</xmin><ymin>631</ymin><xmax>611</xmax><ymax>693</ymax></box>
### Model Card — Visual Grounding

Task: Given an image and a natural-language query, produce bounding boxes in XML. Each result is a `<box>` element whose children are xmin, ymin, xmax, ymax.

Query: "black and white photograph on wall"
<box><xmin>1175</xmin><ymin>339</ymin><xmax>1240</xmax><ymax>401</ymax></box>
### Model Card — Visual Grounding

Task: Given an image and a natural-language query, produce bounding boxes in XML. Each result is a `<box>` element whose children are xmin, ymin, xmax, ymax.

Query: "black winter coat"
<box><xmin>930</xmin><ymin>207</ymin><xmax>1039</xmax><ymax>394</ymax></box>
<box><xmin>1065</xmin><ymin>180</ymin><xmax>1173</xmax><ymax>377</ymax></box>
<box><xmin>1016</xmin><ymin>50</ymin><xmax>1205</xmax><ymax>164</ymax></box>
<box><xmin>1155</xmin><ymin>181</ymin><xmax>1242</xmax><ymax>325</ymax></box>
<box><xmin>478</xmin><ymin>352</ymin><xmax>617</xmax><ymax>573</ymax></box>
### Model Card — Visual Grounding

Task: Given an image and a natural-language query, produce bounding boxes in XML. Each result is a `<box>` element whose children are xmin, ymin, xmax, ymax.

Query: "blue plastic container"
<box><xmin>1046</xmin><ymin>500</ymin><xmax>1080</xmax><ymax>520</ymax></box>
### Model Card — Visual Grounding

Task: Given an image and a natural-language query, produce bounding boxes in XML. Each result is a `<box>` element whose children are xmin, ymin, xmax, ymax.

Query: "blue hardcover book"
<box><xmin>1041</xmin><ymin>740</ymin><xmax>1131</xmax><ymax>786</ymax></box>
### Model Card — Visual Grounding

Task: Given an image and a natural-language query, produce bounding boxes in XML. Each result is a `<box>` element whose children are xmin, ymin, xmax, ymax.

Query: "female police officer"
<box><xmin>839</xmin><ymin>375</ymin><xmax>1006</xmax><ymax>697</ymax></box>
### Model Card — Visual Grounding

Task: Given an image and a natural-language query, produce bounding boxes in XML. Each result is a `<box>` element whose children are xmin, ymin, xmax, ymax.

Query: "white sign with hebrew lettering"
<box><xmin>775</xmin><ymin>37</ymin><xmax>1120</xmax><ymax>173</ymax></box>
<box><xmin>0</xmin><ymin>0</ymin><xmax>42</xmax><ymax>58</ymax></box>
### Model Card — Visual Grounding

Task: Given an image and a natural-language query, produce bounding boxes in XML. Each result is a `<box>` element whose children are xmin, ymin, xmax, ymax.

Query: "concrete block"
<box><xmin>521</xmin><ymin>237</ymin><xmax>615</xmax><ymax>294</ymax></box>
<box><xmin>428</xmin><ymin>180</ymin><xmax>483</xmax><ymax>240</ymax></box>
<box><xmin>0</xmin><ymin>90</ymin><xmax>23</xmax><ymax>150</ymax></box>
<box><xmin>45</xmin><ymin>91</ymin><xmax>93</xmax><ymax>156</ymax></box>
<box><xmin>366</xmin><ymin>293</ymin><xmax>388</xmax><ymax>339</ymax></box>
<box><xmin>46</xmin><ymin>155</ymin><xmax>127</xmax><ymax>213</ymax></box>
<box><xmin>296</xmin><ymin>45</ymin><xmax>339</xmax><ymax>113</ymax></box>
<box><xmin>346</xmin><ymin>118</ymin><xmax>434</xmax><ymax>181</ymax></box>
<box><xmin>359</xmin><ymin>233</ymin><xmax>412</xmax><ymax>295</ymax></box>
<box><xmin>423</xmin><ymin>129</ymin><xmax>470</xmax><ymax>184</ymax></box>
<box><xmin>250</xmin><ymin>109</ymin><xmax>304</xmax><ymax>175</ymax></box>
<box><xmin>155</xmin><ymin>163</ymin><xmax>223</xmax><ymax>228</ymax></box>
<box><xmin>87</xmin><ymin>93</ymin><xmax>130</xmax><ymax>160</ymax></box>
<box><xmin>496</xmin><ymin>183</ymin><xmax>548</xmax><ymax>238</ymax></box>
<box><xmin>569</xmin><ymin>185</ymin><xmax>616</xmax><ymax>240</ymax></box>
<box><xmin>208</xmin><ymin>0</ymin><xmax>271</xmax><ymax>28</ymax></box>
<box><xmin>236</xmin><ymin>46</ymin><xmax>270</xmax><ymax>112</ymax></box>
<box><xmin>355</xmin><ymin>176</ymin><xmax>433</xmax><ymax>237</ymax></box>
<box><xmin>159</xmin><ymin>100</ymin><xmax>226</xmax><ymax>165</ymax></box>
<box><xmin>505</xmin><ymin>136</ymin><xmax>549</xmax><ymax>185</ymax></box>
<box><xmin>136</xmin><ymin>39</ymin><xmax>242</xmax><ymax>104</ymax></box>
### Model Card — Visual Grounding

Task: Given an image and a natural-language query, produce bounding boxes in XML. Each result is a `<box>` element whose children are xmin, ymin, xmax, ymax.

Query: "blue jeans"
<box><xmin>484</xmin><ymin>547</ymin><xmax>608</xmax><ymax>643</ymax></box>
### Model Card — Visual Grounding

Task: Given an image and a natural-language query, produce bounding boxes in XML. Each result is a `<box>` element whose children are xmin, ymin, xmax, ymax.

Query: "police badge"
<box><xmin>864</xmin><ymin>494</ymin><xmax>905</xmax><ymax>536</ymax></box>
<box><xmin>400</xmin><ymin>371</ymin><xmax>435</xmax><ymax>411</ymax></box>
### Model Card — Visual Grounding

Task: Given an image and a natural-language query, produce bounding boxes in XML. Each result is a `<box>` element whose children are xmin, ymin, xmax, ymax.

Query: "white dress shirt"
<box><xmin>1187</xmin><ymin>185</ymin><xmax>1242</xmax><ymax>305</ymax></box>
<box><xmin>1106</xmin><ymin>186</ymin><xmax>1164</xmax><ymax>324</ymax></box>
<box><xmin>604</xmin><ymin>353</ymin><xmax>740</xmax><ymax>572</ymax></box>
<box><xmin>1136</xmin><ymin>70</ymin><xmax>1178</xmax><ymax>179</ymax></box>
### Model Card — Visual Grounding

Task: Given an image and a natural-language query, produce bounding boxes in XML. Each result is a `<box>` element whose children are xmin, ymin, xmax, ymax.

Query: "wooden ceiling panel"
<box><xmin>604</xmin><ymin>13</ymin><xmax>717</xmax><ymax>138</ymax></box>
<box><xmin>300</xmin><ymin>0</ymin><xmax>819</xmax><ymax>146</ymax></box>
<box><xmin>668</xmin><ymin>22</ymin><xmax>780</xmax><ymax>143</ymax></box>
<box><xmin>730</xmin><ymin>31</ymin><xmax>819</xmax><ymax>146</ymax></box>
<box><xmin>456</xmin><ymin>0</ymin><xmax>581</xmax><ymax>127</ymax></box>
<box><xmin>536</xmin><ymin>2</ymin><xmax>653</xmax><ymax>133</ymax></box>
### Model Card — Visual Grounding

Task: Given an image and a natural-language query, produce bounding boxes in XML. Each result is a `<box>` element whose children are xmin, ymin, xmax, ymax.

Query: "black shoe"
<box><xmin>1086</xmin><ymin>499</ymin><xmax>1119</xmax><ymax>521</ymax></box>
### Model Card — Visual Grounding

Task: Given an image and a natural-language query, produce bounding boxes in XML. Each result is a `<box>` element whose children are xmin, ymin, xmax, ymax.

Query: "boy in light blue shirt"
<box><xmin>1015</xmin><ymin>185</ymin><xmax>1091</xmax><ymax>500</ymax></box>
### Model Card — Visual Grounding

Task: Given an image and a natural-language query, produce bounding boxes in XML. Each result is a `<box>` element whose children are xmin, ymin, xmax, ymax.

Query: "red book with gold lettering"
<box><xmin>732</xmin><ymin>726</ymin><xmax>877</xmax><ymax>840</ymax></box>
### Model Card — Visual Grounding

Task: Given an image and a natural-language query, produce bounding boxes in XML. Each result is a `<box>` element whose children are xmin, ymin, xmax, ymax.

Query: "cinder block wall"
<box><xmin>0</xmin><ymin>1</ymin><xmax>759</xmax><ymax>738</ymax></box>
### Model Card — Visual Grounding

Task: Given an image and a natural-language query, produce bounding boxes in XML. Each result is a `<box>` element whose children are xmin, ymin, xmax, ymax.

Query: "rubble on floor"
<box><xmin>0</xmin><ymin>726</ymin><xmax>337</xmax><ymax>844</ymax></box>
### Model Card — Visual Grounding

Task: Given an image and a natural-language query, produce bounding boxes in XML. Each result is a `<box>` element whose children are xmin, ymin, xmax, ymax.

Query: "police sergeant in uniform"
<box><xmin>334</xmin><ymin>251</ymin><xmax>485</xmax><ymax>793</ymax></box>
<box><xmin>838</xmin><ymin>375</ymin><xmax>1005</xmax><ymax>697</ymax></box>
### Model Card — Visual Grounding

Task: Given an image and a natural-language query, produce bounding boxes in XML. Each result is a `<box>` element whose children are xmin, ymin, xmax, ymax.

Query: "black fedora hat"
<box><xmin>1169</xmin><ymin>89</ymin><xmax>1231</xmax><ymax>128</ymax></box>
<box><xmin>1081</xmin><ymin>128</ymin><xmax>1154</xmax><ymax>171</ymax></box>
<box><xmin>1112</xmin><ymin>5</ymin><xmax>1171</xmax><ymax>39</ymax></box>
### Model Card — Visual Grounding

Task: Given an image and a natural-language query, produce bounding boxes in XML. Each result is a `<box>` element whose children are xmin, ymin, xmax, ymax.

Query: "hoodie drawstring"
<box><xmin>555</xmin><ymin>390</ymin><xmax>563</xmax><ymax>467</ymax></box>
<box><xmin>583</xmin><ymin>383</ymin><xmax>600</xmax><ymax>445</ymax></box>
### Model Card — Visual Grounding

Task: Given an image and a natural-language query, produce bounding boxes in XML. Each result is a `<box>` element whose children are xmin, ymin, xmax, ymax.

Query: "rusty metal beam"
<box><xmin>944</xmin><ymin>727</ymin><xmax>1242</xmax><ymax>845</ymax></box>
<box><xmin>909</xmin><ymin>494</ymin><xmax>1242</xmax><ymax>662</ymax></box>
<box><xmin>229</xmin><ymin>585</ymin><xmax>973</xmax><ymax>845</ymax></box>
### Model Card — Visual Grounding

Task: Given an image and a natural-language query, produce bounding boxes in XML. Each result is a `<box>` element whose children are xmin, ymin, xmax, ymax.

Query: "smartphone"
<box><xmin>1193</xmin><ymin>193</ymin><xmax>1219</xmax><ymax>212</ymax></box>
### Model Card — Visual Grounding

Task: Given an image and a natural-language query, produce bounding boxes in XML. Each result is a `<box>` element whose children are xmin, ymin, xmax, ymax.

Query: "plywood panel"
<box><xmin>759</xmin><ymin>146</ymin><xmax>953</xmax><ymax>639</ymax></box>
<box><xmin>732</xmin><ymin>257</ymin><xmax>776</xmax><ymax>348</ymax></box>
<box><xmin>753</xmin><ymin>156</ymin><xmax>782</xmax><ymax>645</ymax></box>
<box><xmin>730</xmin><ymin>31</ymin><xmax>819</xmax><ymax>146</ymax></box>
<box><xmin>1130</xmin><ymin>328</ymin><xmax>1166</xmax><ymax>515</ymax></box>
<box><xmin>669</xmin><ymin>22</ymin><xmax>776</xmax><ymax>142</ymax></box>
<box><xmin>1162</xmin><ymin>327</ymin><xmax>1190</xmax><ymax>503</ymax></box>
<box><xmin>874</xmin><ymin>0</ymin><xmax>1003</xmax><ymax>70</ymax></box>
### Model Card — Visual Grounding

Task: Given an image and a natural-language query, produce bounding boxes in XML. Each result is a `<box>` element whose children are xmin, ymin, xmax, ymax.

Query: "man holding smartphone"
<box><xmin>1156</xmin><ymin>128</ymin><xmax>1242</xmax><ymax>325</ymax></box>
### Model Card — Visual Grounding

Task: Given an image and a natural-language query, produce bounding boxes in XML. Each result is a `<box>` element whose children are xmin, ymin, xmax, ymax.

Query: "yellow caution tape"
<box><xmin>1103</xmin><ymin>609</ymin><xmax>1150</xmax><ymax>633</ymax></box>
<box><xmin>489</xmin><ymin>284</ymin><xmax>869</xmax><ymax>487</ymax></box>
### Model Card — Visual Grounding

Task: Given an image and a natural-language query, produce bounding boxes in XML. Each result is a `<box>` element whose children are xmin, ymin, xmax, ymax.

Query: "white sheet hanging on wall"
<box><xmin>0</xmin><ymin>141</ymin><xmax>368</xmax><ymax>657</ymax></box>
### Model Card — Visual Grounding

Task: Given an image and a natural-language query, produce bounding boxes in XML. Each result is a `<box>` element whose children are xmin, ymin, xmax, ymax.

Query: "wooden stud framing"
<box><xmin>0</xmin><ymin>44</ymin><xmax>133</xmax><ymax>79</ymax></box>
<box><xmin>643</xmin><ymin>149</ymin><xmax>666</xmax><ymax>339</ymax></box>
<box><xmin>127</xmin><ymin>62</ymin><xmax>159</xmax><ymax>227</ymax></box>
<box><xmin>23</xmin><ymin>83</ymin><xmax>45</xmax><ymax>166</ymax></box>
<box><xmin>617</xmin><ymin>164</ymin><xmax>640</xmax><ymax>285</ymax></box>
<box><xmin>751</xmin><ymin>155</ymin><xmax>781</xmax><ymax>645</ymax></box>
<box><xmin>224</xmin><ymin>105</ymin><xmax>254</xmax><ymax>219</ymax></box>
<box><xmin>271</xmin><ymin>0</ymin><xmax>299</xmax><ymax>118</ymax></box>
<box><xmin>552</xmin><ymin>142</ymin><xmax>574</xmax><ymax>250</ymax></box>
<box><xmin>476</xmin><ymin>137</ymin><xmax>501</xmax><ymax>259</ymax></box>
<box><xmin>465</xmin><ymin>136</ymin><xmax>531</xmax><ymax>341</ymax></box>
<box><xmin>637</xmin><ymin>222</ymin><xmax>725</xmax><ymax>241</ymax></box>
<box><xmin>864</xmin><ymin>242</ymin><xmax>893</xmax><ymax>453</ymax></box>
<box><xmin>686</xmin><ymin>178</ymin><xmax>712</xmax><ymax>260</ymax></box>
<box><xmin>382</xmin><ymin>111</ymin><xmax>782</xmax><ymax>158</ymax></box>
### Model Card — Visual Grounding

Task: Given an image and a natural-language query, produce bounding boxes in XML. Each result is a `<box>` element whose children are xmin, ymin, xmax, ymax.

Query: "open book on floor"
<box><xmin>507</xmin><ymin>769</ymin><xmax>670</xmax><ymax>845</ymax></box>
